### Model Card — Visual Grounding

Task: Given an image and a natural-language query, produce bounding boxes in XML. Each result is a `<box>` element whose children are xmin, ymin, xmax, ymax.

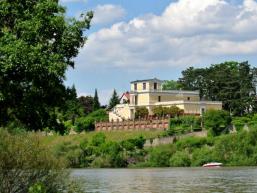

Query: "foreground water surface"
<box><xmin>72</xmin><ymin>167</ymin><xmax>257</xmax><ymax>193</ymax></box>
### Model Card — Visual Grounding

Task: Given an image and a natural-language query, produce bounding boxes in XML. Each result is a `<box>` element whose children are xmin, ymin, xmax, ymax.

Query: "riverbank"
<box><xmin>43</xmin><ymin>126</ymin><xmax>257</xmax><ymax>168</ymax></box>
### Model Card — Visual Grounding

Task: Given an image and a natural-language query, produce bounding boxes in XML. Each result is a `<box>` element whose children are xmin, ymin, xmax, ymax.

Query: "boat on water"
<box><xmin>202</xmin><ymin>162</ymin><xmax>223</xmax><ymax>168</ymax></box>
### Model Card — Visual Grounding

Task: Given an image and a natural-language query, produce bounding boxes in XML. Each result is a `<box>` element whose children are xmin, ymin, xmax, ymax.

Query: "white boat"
<box><xmin>202</xmin><ymin>162</ymin><xmax>223</xmax><ymax>168</ymax></box>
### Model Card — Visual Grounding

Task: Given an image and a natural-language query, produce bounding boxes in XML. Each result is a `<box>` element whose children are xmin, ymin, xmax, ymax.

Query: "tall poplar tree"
<box><xmin>93</xmin><ymin>89</ymin><xmax>100</xmax><ymax>111</ymax></box>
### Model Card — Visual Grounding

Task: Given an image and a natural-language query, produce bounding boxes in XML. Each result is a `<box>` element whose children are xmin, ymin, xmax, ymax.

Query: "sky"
<box><xmin>62</xmin><ymin>0</ymin><xmax>257</xmax><ymax>104</ymax></box>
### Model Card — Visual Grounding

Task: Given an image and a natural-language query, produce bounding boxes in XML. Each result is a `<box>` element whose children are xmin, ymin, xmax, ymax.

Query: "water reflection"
<box><xmin>72</xmin><ymin>167</ymin><xmax>257</xmax><ymax>193</ymax></box>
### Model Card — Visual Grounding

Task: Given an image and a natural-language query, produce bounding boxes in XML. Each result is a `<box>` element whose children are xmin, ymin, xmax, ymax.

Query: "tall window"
<box><xmin>158</xmin><ymin>96</ymin><xmax>161</xmax><ymax>102</ymax></box>
<box><xmin>154</xmin><ymin>82</ymin><xmax>157</xmax><ymax>90</ymax></box>
<box><xmin>135</xmin><ymin>96</ymin><xmax>138</xmax><ymax>105</ymax></box>
<box><xmin>134</xmin><ymin>83</ymin><xmax>137</xmax><ymax>90</ymax></box>
<box><xmin>143</xmin><ymin>82</ymin><xmax>146</xmax><ymax>90</ymax></box>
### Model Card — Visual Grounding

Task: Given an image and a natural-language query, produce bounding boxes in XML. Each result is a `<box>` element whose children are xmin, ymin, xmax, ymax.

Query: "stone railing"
<box><xmin>95</xmin><ymin>118</ymin><xmax>169</xmax><ymax>131</ymax></box>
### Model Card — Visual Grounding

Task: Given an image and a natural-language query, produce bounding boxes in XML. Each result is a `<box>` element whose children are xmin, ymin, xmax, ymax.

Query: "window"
<box><xmin>143</xmin><ymin>83</ymin><xmax>146</xmax><ymax>90</ymax></box>
<box><xmin>135</xmin><ymin>96</ymin><xmax>138</xmax><ymax>105</ymax></box>
<box><xmin>134</xmin><ymin>83</ymin><xmax>137</xmax><ymax>90</ymax></box>
<box><xmin>154</xmin><ymin>82</ymin><xmax>157</xmax><ymax>90</ymax></box>
<box><xmin>187</xmin><ymin>97</ymin><xmax>190</xmax><ymax>101</ymax></box>
<box><xmin>158</xmin><ymin>96</ymin><xmax>161</xmax><ymax>102</ymax></box>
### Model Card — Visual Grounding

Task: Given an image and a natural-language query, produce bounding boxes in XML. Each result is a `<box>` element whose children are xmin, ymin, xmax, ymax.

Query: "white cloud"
<box><xmin>92</xmin><ymin>4</ymin><xmax>126</xmax><ymax>25</ymax></box>
<box><xmin>77</xmin><ymin>0</ymin><xmax>257</xmax><ymax>70</ymax></box>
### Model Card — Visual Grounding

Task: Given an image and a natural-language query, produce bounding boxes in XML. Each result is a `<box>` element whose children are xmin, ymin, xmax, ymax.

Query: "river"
<box><xmin>72</xmin><ymin>167</ymin><xmax>257</xmax><ymax>193</ymax></box>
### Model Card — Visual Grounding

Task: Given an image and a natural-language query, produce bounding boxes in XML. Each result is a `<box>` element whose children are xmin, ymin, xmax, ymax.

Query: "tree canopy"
<box><xmin>162</xmin><ymin>80</ymin><xmax>181</xmax><ymax>90</ymax></box>
<box><xmin>178</xmin><ymin>61</ymin><xmax>257</xmax><ymax>115</ymax></box>
<box><xmin>78</xmin><ymin>95</ymin><xmax>94</xmax><ymax>115</ymax></box>
<box><xmin>0</xmin><ymin>0</ymin><xmax>93</xmax><ymax>131</ymax></box>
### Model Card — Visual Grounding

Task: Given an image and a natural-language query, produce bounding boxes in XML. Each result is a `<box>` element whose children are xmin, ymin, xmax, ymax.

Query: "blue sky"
<box><xmin>62</xmin><ymin>0</ymin><xmax>257</xmax><ymax>104</ymax></box>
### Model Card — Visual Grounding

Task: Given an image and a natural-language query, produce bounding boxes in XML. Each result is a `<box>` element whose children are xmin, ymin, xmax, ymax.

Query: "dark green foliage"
<box><xmin>61</xmin><ymin>85</ymin><xmax>84</xmax><ymax>126</ymax></box>
<box><xmin>75</xmin><ymin>109</ymin><xmax>108</xmax><ymax>132</ymax></box>
<box><xmin>93</xmin><ymin>89</ymin><xmax>100</xmax><ymax>111</ymax></box>
<box><xmin>203</xmin><ymin>110</ymin><xmax>231</xmax><ymax>136</ymax></box>
<box><xmin>78</xmin><ymin>95</ymin><xmax>94</xmax><ymax>115</ymax></box>
<box><xmin>108</xmin><ymin>89</ymin><xmax>120</xmax><ymax>110</ymax></box>
<box><xmin>0</xmin><ymin>0</ymin><xmax>93</xmax><ymax>131</ymax></box>
<box><xmin>135</xmin><ymin>107</ymin><xmax>149</xmax><ymax>119</ymax></box>
<box><xmin>178</xmin><ymin>61</ymin><xmax>257</xmax><ymax>115</ymax></box>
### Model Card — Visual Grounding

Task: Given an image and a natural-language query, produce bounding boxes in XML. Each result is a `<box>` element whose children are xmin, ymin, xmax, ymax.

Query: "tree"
<box><xmin>61</xmin><ymin>85</ymin><xmax>84</xmax><ymax>125</ymax></box>
<box><xmin>0</xmin><ymin>0</ymin><xmax>93</xmax><ymax>131</ymax></box>
<box><xmin>78</xmin><ymin>95</ymin><xmax>94</xmax><ymax>115</ymax></box>
<box><xmin>203</xmin><ymin>110</ymin><xmax>231</xmax><ymax>136</ymax></box>
<box><xmin>178</xmin><ymin>61</ymin><xmax>257</xmax><ymax>115</ymax></box>
<box><xmin>135</xmin><ymin>107</ymin><xmax>149</xmax><ymax>119</ymax></box>
<box><xmin>162</xmin><ymin>80</ymin><xmax>181</xmax><ymax>90</ymax></box>
<box><xmin>108</xmin><ymin>89</ymin><xmax>120</xmax><ymax>110</ymax></box>
<box><xmin>93</xmin><ymin>89</ymin><xmax>100</xmax><ymax>111</ymax></box>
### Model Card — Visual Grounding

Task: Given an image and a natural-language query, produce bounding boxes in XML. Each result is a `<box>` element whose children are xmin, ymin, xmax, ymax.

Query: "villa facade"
<box><xmin>109</xmin><ymin>78</ymin><xmax>222</xmax><ymax>122</ymax></box>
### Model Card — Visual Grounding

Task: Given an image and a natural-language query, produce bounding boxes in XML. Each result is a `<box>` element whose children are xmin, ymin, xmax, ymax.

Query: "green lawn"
<box><xmin>41</xmin><ymin>130</ymin><xmax>163</xmax><ymax>147</ymax></box>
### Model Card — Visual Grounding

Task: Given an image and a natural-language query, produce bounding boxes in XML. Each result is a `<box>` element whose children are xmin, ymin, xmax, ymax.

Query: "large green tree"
<box><xmin>178</xmin><ymin>61</ymin><xmax>257</xmax><ymax>115</ymax></box>
<box><xmin>0</xmin><ymin>0</ymin><xmax>93</xmax><ymax>130</ymax></box>
<box><xmin>78</xmin><ymin>95</ymin><xmax>94</xmax><ymax>115</ymax></box>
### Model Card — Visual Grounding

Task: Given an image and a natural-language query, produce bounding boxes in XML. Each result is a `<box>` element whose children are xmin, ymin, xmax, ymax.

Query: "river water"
<box><xmin>72</xmin><ymin>167</ymin><xmax>257</xmax><ymax>193</ymax></box>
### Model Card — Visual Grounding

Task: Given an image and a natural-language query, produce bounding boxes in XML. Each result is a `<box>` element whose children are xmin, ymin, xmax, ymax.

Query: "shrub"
<box><xmin>175</xmin><ymin>136</ymin><xmax>208</xmax><ymax>152</ymax></box>
<box><xmin>91</xmin><ymin>132</ymin><xmax>106</xmax><ymax>146</ymax></box>
<box><xmin>232</xmin><ymin>116</ymin><xmax>250</xmax><ymax>131</ymax></box>
<box><xmin>169</xmin><ymin>151</ymin><xmax>191</xmax><ymax>167</ymax></box>
<box><xmin>168</xmin><ymin>116</ymin><xmax>201</xmax><ymax>135</ymax></box>
<box><xmin>0</xmin><ymin>129</ymin><xmax>82</xmax><ymax>193</ymax></box>
<box><xmin>203</xmin><ymin>110</ymin><xmax>231</xmax><ymax>136</ymax></box>
<box><xmin>75</xmin><ymin>109</ymin><xmax>108</xmax><ymax>132</ymax></box>
<box><xmin>148</xmin><ymin>145</ymin><xmax>175</xmax><ymax>167</ymax></box>
<box><xmin>191</xmin><ymin>147</ymin><xmax>214</xmax><ymax>166</ymax></box>
<box><xmin>152</xmin><ymin>106</ymin><xmax>183</xmax><ymax>118</ymax></box>
<box><xmin>75</xmin><ymin>116</ymin><xmax>95</xmax><ymax>132</ymax></box>
<box><xmin>135</xmin><ymin>107</ymin><xmax>149</xmax><ymax>119</ymax></box>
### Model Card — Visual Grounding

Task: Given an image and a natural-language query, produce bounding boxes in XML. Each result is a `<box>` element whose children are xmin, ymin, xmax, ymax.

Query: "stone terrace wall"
<box><xmin>95</xmin><ymin>118</ymin><xmax>169</xmax><ymax>131</ymax></box>
<box><xmin>144</xmin><ymin>130</ymin><xmax>207</xmax><ymax>147</ymax></box>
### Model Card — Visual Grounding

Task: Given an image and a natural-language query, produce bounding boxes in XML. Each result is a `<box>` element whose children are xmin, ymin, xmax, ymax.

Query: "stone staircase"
<box><xmin>109</xmin><ymin>107</ymin><xmax>125</xmax><ymax>122</ymax></box>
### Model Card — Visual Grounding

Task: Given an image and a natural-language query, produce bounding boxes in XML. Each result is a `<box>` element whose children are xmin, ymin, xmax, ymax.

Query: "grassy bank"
<box><xmin>42</xmin><ymin>130</ymin><xmax>163</xmax><ymax>147</ymax></box>
<box><xmin>38</xmin><ymin>126</ymin><xmax>257</xmax><ymax>168</ymax></box>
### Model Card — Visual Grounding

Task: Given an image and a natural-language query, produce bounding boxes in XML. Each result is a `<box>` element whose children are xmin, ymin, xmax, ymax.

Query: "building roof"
<box><xmin>130</xmin><ymin>78</ymin><xmax>163</xmax><ymax>84</ymax></box>
<box><xmin>120</xmin><ymin>91</ymin><xmax>130</xmax><ymax>100</ymax></box>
